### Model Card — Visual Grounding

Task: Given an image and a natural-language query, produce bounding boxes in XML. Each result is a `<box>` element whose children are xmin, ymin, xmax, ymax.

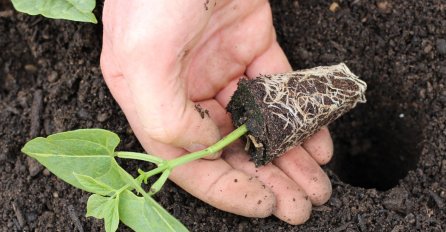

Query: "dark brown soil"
<box><xmin>1</xmin><ymin>0</ymin><xmax>445</xmax><ymax>231</ymax></box>
<box><xmin>227</xmin><ymin>78</ymin><xmax>271</xmax><ymax>166</ymax></box>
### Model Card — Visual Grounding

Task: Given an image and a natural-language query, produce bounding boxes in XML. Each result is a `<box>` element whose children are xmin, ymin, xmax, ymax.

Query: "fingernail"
<box><xmin>185</xmin><ymin>143</ymin><xmax>207</xmax><ymax>153</ymax></box>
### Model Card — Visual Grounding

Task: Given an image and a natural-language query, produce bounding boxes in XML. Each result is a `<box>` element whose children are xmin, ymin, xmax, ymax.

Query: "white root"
<box><xmin>259</xmin><ymin>63</ymin><xmax>367</xmax><ymax>152</ymax></box>
<box><xmin>244</xmin><ymin>136</ymin><xmax>251</xmax><ymax>151</ymax></box>
<box><xmin>247</xmin><ymin>134</ymin><xmax>264</xmax><ymax>148</ymax></box>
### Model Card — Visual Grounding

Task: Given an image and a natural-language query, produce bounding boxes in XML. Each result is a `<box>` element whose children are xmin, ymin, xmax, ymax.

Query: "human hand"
<box><xmin>100</xmin><ymin>0</ymin><xmax>332</xmax><ymax>224</ymax></box>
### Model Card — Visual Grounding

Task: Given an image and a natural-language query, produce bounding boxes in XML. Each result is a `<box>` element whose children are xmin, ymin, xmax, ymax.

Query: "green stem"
<box><xmin>167</xmin><ymin>124</ymin><xmax>248</xmax><ymax>169</ymax></box>
<box><xmin>117</xmin><ymin>124</ymin><xmax>248</xmax><ymax>197</ymax></box>
<box><xmin>149</xmin><ymin>168</ymin><xmax>171</xmax><ymax>195</ymax></box>
<box><xmin>138</xmin><ymin>167</ymin><xmax>166</xmax><ymax>184</ymax></box>
<box><xmin>111</xmin><ymin>183</ymin><xmax>130</xmax><ymax>198</ymax></box>
<box><xmin>116</xmin><ymin>151</ymin><xmax>164</xmax><ymax>165</ymax></box>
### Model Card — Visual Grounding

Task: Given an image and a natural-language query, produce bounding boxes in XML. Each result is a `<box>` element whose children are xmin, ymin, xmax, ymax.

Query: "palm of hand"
<box><xmin>101</xmin><ymin>0</ymin><xmax>333</xmax><ymax>225</ymax></box>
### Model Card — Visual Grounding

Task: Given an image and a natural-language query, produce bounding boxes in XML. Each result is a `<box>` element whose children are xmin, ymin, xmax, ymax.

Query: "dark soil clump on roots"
<box><xmin>1</xmin><ymin>0</ymin><xmax>445</xmax><ymax>231</ymax></box>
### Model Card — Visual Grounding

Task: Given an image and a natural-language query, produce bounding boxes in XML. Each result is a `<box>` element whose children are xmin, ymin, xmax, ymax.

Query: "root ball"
<box><xmin>227</xmin><ymin>63</ymin><xmax>367</xmax><ymax>166</ymax></box>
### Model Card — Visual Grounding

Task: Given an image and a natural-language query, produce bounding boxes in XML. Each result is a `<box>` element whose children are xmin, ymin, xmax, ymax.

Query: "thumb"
<box><xmin>159</xmin><ymin>99</ymin><xmax>221</xmax><ymax>154</ymax></box>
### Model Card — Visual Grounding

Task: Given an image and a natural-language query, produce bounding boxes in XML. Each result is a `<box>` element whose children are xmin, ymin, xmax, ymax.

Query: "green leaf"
<box><xmin>119</xmin><ymin>190</ymin><xmax>189</xmax><ymax>232</ymax></box>
<box><xmin>74</xmin><ymin>173</ymin><xmax>116</xmax><ymax>195</ymax></box>
<box><xmin>104</xmin><ymin>195</ymin><xmax>120</xmax><ymax>232</ymax></box>
<box><xmin>86</xmin><ymin>194</ymin><xmax>120</xmax><ymax>232</ymax></box>
<box><xmin>11</xmin><ymin>0</ymin><xmax>97</xmax><ymax>23</ymax></box>
<box><xmin>86</xmin><ymin>194</ymin><xmax>109</xmax><ymax>218</ymax></box>
<box><xmin>21</xmin><ymin>129</ymin><xmax>128</xmax><ymax>192</ymax></box>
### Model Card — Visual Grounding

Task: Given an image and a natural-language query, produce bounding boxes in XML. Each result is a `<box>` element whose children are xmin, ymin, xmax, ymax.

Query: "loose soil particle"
<box><xmin>0</xmin><ymin>0</ymin><xmax>445</xmax><ymax>231</ymax></box>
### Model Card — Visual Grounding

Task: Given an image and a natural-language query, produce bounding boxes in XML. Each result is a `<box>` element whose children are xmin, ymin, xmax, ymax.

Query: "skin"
<box><xmin>101</xmin><ymin>0</ymin><xmax>333</xmax><ymax>225</ymax></box>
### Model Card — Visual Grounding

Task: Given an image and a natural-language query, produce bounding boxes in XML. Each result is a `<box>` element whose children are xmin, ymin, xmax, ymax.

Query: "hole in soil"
<box><xmin>329</xmin><ymin>92</ymin><xmax>423</xmax><ymax>191</ymax></box>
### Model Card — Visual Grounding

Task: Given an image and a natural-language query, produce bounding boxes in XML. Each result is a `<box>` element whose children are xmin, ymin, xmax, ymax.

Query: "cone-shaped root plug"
<box><xmin>227</xmin><ymin>63</ymin><xmax>367</xmax><ymax>166</ymax></box>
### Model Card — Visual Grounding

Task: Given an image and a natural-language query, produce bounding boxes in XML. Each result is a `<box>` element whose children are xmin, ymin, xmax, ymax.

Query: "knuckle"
<box><xmin>146</xmin><ymin>109</ymin><xmax>192</xmax><ymax>145</ymax></box>
<box><xmin>144</xmin><ymin>121</ymin><xmax>182</xmax><ymax>145</ymax></box>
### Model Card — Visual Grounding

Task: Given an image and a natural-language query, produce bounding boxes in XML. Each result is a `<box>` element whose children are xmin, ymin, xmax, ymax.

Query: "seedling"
<box><xmin>22</xmin><ymin>125</ymin><xmax>248</xmax><ymax>232</ymax></box>
<box><xmin>22</xmin><ymin>64</ymin><xmax>366</xmax><ymax>231</ymax></box>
